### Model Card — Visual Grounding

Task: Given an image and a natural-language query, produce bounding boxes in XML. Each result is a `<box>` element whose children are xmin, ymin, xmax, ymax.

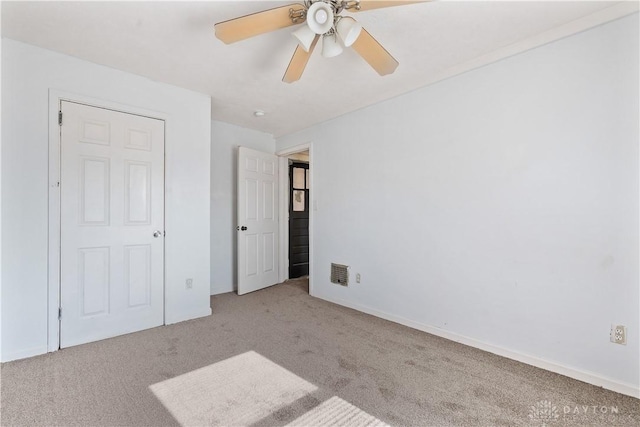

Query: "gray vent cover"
<box><xmin>330</xmin><ymin>263</ymin><xmax>349</xmax><ymax>286</ymax></box>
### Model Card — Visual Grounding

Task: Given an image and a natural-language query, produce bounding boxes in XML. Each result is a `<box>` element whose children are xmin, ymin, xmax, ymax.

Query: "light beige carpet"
<box><xmin>285</xmin><ymin>396</ymin><xmax>387</xmax><ymax>427</ymax></box>
<box><xmin>1</xmin><ymin>278</ymin><xmax>638</xmax><ymax>426</ymax></box>
<box><xmin>150</xmin><ymin>351</ymin><xmax>317</xmax><ymax>426</ymax></box>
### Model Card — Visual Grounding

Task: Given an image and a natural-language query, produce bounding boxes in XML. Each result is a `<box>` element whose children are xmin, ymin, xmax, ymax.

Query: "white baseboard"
<box><xmin>210</xmin><ymin>284</ymin><xmax>235</xmax><ymax>296</ymax></box>
<box><xmin>165</xmin><ymin>306</ymin><xmax>212</xmax><ymax>325</ymax></box>
<box><xmin>1</xmin><ymin>345</ymin><xmax>49</xmax><ymax>363</ymax></box>
<box><xmin>3</xmin><ymin>306</ymin><xmax>213</xmax><ymax>362</ymax></box>
<box><xmin>316</xmin><ymin>294</ymin><xmax>640</xmax><ymax>399</ymax></box>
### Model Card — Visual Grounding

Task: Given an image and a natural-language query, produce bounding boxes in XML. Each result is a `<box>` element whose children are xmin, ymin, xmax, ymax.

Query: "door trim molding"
<box><xmin>47</xmin><ymin>90</ymin><xmax>168</xmax><ymax>353</ymax></box>
<box><xmin>276</xmin><ymin>143</ymin><xmax>314</xmax><ymax>296</ymax></box>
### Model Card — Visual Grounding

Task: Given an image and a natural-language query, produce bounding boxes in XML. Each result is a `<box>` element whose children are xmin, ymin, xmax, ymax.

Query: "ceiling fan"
<box><xmin>214</xmin><ymin>0</ymin><xmax>424</xmax><ymax>83</ymax></box>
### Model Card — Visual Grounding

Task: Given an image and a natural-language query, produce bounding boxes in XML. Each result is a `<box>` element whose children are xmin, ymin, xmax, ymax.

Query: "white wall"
<box><xmin>1</xmin><ymin>39</ymin><xmax>212</xmax><ymax>362</ymax></box>
<box><xmin>210</xmin><ymin>121</ymin><xmax>275</xmax><ymax>295</ymax></box>
<box><xmin>277</xmin><ymin>15</ymin><xmax>639</xmax><ymax>395</ymax></box>
<box><xmin>0</xmin><ymin>36</ymin><xmax>3</xmax><ymax>362</ymax></box>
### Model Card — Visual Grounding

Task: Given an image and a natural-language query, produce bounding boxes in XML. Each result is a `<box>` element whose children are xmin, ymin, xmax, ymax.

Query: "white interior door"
<box><xmin>237</xmin><ymin>147</ymin><xmax>279</xmax><ymax>295</ymax></box>
<box><xmin>60</xmin><ymin>101</ymin><xmax>165</xmax><ymax>348</ymax></box>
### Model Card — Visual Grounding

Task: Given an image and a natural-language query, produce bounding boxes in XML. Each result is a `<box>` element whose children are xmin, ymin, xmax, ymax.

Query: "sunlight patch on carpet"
<box><xmin>286</xmin><ymin>396</ymin><xmax>389</xmax><ymax>427</ymax></box>
<box><xmin>149</xmin><ymin>351</ymin><xmax>317</xmax><ymax>426</ymax></box>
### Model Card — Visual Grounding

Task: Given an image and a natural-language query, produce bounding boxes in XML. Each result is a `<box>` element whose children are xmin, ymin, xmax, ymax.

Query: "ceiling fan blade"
<box><xmin>215</xmin><ymin>3</ymin><xmax>306</xmax><ymax>44</ymax></box>
<box><xmin>349</xmin><ymin>0</ymin><xmax>427</xmax><ymax>12</ymax></box>
<box><xmin>283</xmin><ymin>35</ymin><xmax>320</xmax><ymax>83</ymax></box>
<box><xmin>350</xmin><ymin>28</ymin><xmax>398</xmax><ymax>76</ymax></box>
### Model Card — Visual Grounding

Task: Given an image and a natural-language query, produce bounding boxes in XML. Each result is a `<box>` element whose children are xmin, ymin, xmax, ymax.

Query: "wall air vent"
<box><xmin>330</xmin><ymin>263</ymin><xmax>349</xmax><ymax>286</ymax></box>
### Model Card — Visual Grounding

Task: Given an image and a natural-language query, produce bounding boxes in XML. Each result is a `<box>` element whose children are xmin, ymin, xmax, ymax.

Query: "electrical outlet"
<box><xmin>610</xmin><ymin>324</ymin><xmax>627</xmax><ymax>345</ymax></box>
<box><xmin>186</xmin><ymin>278</ymin><xmax>193</xmax><ymax>289</ymax></box>
<box><xmin>356</xmin><ymin>273</ymin><xmax>361</xmax><ymax>283</ymax></box>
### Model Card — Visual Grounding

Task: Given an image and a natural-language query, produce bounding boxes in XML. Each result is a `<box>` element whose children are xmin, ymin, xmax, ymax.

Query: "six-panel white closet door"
<box><xmin>59</xmin><ymin>101</ymin><xmax>165</xmax><ymax>348</ymax></box>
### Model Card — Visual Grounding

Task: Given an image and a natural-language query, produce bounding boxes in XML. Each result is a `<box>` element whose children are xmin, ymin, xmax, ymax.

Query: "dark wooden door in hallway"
<box><xmin>289</xmin><ymin>162</ymin><xmax>309</xmax><ymax>279</ymax></box>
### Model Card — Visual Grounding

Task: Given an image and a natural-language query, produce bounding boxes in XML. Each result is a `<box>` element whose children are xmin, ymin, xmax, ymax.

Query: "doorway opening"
<box><xmin>277</xmin><ymin>145</ymin><xmax>313</xmax><ymax>295</ymax></box>
<box><xmin>289</xmin><ymin>157</ymin><xmax>310</xmax><ymax>280</ymax></box>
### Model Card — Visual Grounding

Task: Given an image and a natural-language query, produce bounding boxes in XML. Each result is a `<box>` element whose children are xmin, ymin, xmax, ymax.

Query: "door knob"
<box><xmin>236</xmin><ymin>226</ymin><xmax>248</xmax><ymax>231</ymax></box>
<box><xmin>153</xmin><ymin>230</ymin><xmax>163</xmax><ymax>238</ymax></box>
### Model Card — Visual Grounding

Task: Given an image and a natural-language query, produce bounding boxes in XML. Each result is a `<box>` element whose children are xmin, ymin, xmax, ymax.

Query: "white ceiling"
<box><xmin>2</xmin><ymin>1</ymin><xmax>636</xmax><ymax>136</ymax></box>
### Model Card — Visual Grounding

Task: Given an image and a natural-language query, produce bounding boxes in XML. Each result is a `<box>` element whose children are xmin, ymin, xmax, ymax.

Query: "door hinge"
<box><xmin>58</xmin><ymin>308</ymin><xmax>62</xmax><ymax>319</ymax></box>
<box><xmin>58</xmin><ymin>111</ymin><xmax>63</xmax><ymax>126</ymax></box>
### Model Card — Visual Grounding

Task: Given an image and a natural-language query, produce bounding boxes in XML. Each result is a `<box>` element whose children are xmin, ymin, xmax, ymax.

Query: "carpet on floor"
<box><xmin>1</xmin><ymin>278</ymin><xmax>638</xmax><ymax>426</ymax></box>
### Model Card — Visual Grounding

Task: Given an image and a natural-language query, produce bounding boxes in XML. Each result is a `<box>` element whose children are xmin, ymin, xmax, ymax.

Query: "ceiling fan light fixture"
<box><xmin>306</xmin><ymin>1</ymin><xmax>334</xmax><ymax>35</ymax></box>
<box><xmin>321</xmin><ymin>33</ymin><xmax>343</xmax><ymax>58</ymax></box>
<box><xmin>213</xmin><ymin>0</ymin><xmax>409</xmax><ymax>83</ymax></box>
<box><xmin>336</xmin><ymin>16</ymin><xmax>362</xmax><ymax>47</ymax></box>
<box><xmin>292</xmin><ymin>25</ymin><xmax>317</xmax><ymax>52</ymax></box>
